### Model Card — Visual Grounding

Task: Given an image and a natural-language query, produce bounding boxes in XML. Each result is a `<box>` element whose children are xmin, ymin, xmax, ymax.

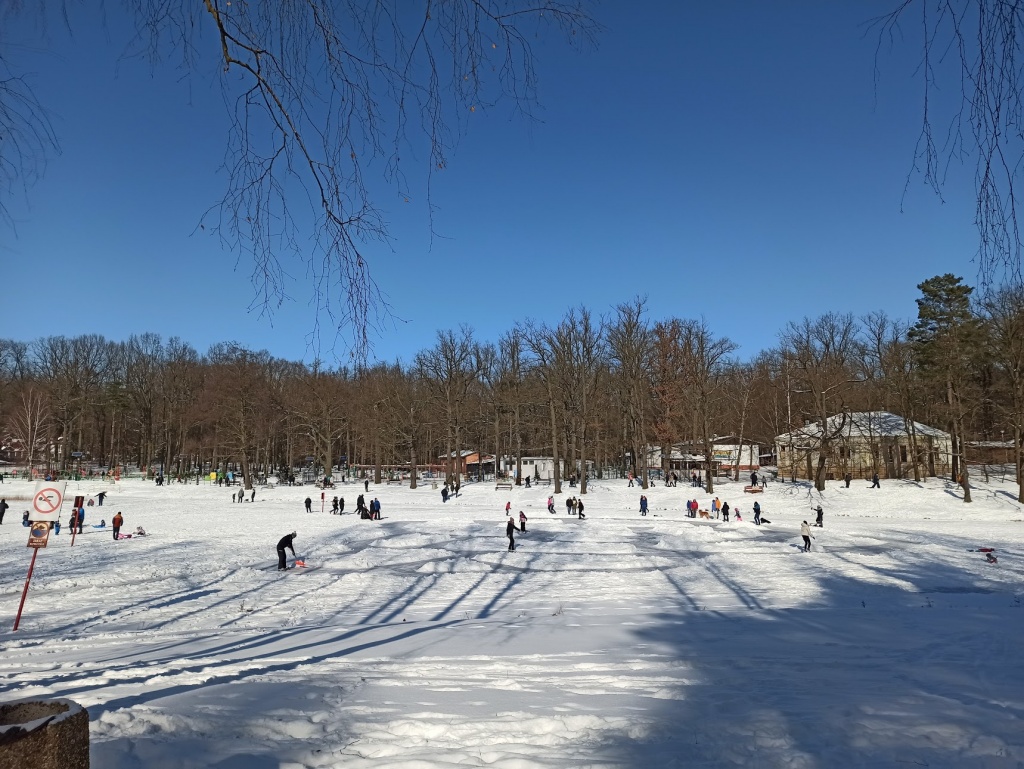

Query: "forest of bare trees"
<box><xmin>1</xmin><ymin>277</ymin><xmax>1022</xmax><ymax>502</ymax></box>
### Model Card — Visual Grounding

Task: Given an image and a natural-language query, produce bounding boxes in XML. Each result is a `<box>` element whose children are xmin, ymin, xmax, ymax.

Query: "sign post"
<box><xmin>321</xmin><ymin>491</ymin><xmax>325</xmax><ymax>513</ymax></box>
<box><xmin>13</xmin><ymin>522</ymin><xmax>51</xmax><ymax>631</ymax></box>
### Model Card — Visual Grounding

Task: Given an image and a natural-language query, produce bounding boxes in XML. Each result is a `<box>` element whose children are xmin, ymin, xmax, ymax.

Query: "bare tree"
<box><xmin>416</xmin><ymin>327</ymin><xmax>480</xmax><ymax>487</ymax></box>
<box><xmin>875</xmin><ymin>2</ymin><xmax>1024</xmax><ymax>285</ymax></box>
<box><xmin>608</xmin><ymin>298</ymin><xmax>652</xmax><ymax>487</ymax></box>
<box><xmin>4</xmin><ymin>2</ymin><xmax>596</xmax><ymax>353</ymax></box>
<box><xmin>7</xmin><ymin>385</ymin><xmax>51</xmax><ymax>472</ymax></box>
<box><xmin>980</xmin><ymin>285</ymin><xmax>1024</xmax><ymax>500</ymax></box>
<box><xmin>780</xmin><ymin>313</ymin><xmax>861</xmax><ymax>491</ymax></box>
<box><xmin>0</xmin><ymin>38</ymin><xmax>58</xmax><ymax>228</ymax></box>
<box><xmin>679</xmin><ymin>319</ymin><xmax>736</xmax><ymax>494</ymax></box>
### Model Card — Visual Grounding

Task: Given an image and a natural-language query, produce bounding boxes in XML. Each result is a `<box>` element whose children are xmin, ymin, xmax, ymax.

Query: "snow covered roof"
<box><xmin>775</xmin><ymin>411</ymin><xmax>949</xmax><ymax>443</ymax></box>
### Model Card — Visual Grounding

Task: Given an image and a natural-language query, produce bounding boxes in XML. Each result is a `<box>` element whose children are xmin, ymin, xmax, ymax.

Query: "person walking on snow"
<box><xmin>753</xmin><ymin>501</ymin><xmax>762</xmax><ymax>525</ymax></box>
<box><xmin>96</xmin><ymin>491</ymin><xmax>107</xmax><ymax>506</ymax></box>
<box><xmin>547</xmin><ymin>496</ymin><xmax>555</xmax><ymax>514</ymax></box>
<box><xmin>814</xmin><ymin>505</ymin><xmax>824</xmax><ymax>527</ymax></box>
<box><xmin>277</xmin><ymin>531</ymin><xmax>297</xmax><ymax>570</ymax></box>
<box><xmin>505</xmin><ymin>501</ymin><xmax>512</xmax><ymax>516</ymax></box>
<box><xmin>112</xmin><ymin>511</ymin><xmax>123</xmax><ymax>541</ymax></box>
<box><xmin>565</xmin><ymin>497</ymin><xmax>573</xmax><ymax>515</ymax></box>
<box><xmin>365</xmin><ymin>479</ymin><xmax>370</xmax><ymax>492</ymax></box>
<box><xmin>304</xmin><ymin>496</ymin><xmax>312</xmax><ymax>513</ymax></box>
<box><xmin>338</xmin><ymin>497</ymin><xmax>345</xmax><ymax>514</ymax></box>
<box><xmin>721</xmin><ymin>501</ymin><xmax>730</xmax><ymax>522</ymax></box>
<box><xmin>800</xmin><ymin>521</ymin><xmax>813</xmax><ymax>552</ymax></box>
<box><xmin>0</xmin><ymin>498</ymin><xmax>7</xmax><ymax>525</ymax></box>
<box><xmin>332</xmin><ymin>497</ymin><xmax>339</xmax><ymax>513</ymax></box>
<box><xmin>844</xmin><ymin>472</ymin><xmax>852</xmax><ymax>488</ymax></box>
<box><xmin>870</xmin><ymin>472</ymin><xmax>880</xmax><ymax>488</ymax></box>
<box><xmin>519</xmin><ymin>510</ymin><xmax>527</xmax><ymax>531</ymax></box>
<box><xmin>640</xmin><ymin>495</ymin><xmax>648</xmax><ymax>516</ymax></box>
<box><xmin>506</xmin><ymin>517</ymin><xmax>520</xmax><ymax>551</ymax></box>
<box><xmin>577</xmin><ymin>499</ymin><xmax>586</xmax><ymax>519</ymax></box>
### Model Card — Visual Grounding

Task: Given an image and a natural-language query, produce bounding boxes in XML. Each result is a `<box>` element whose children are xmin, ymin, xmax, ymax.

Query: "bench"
<box><xmin>743</xmin><ymin>485</ymin><xmax>763</xmax><ymax>493</ymax></box>
<box><xmin>495</xmin><ymin>482</ymin><xmax>513</xmax><ymax>491</ymax></box>
<box><xmin>386</xmin><ymin>479</ymin><xmax>403</xmax><ymax>485</ymax></box>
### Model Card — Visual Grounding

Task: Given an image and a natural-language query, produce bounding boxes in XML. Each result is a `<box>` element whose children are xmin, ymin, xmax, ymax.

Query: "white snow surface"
<box><xmin>1</xmin><ymin>474</ymin><xmax>1023</xmax><ymax>767</ymax></box>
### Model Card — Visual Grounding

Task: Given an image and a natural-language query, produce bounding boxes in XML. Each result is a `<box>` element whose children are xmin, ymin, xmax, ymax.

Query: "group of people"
<box><xmin>563</xmin><ymin>496</ymin><xmax>586</xmax><ymax>517</ymax></box>
<box><xmin>506</xmin><ymin>513</ymin><xmax>528</xmax><ymax>550</ymax></box>
<box><xmin>231</xmin><ymin>488</ymin><xmax>256</xmax><ymax>503</ymax></box>
<box><xmin>441</xmin><ymin>479</ymin><xmax>461</xmax><ymax>503</ymax></box>
<box><xmin>358</xmin><ymin>495</ymin><xmax>382</xmax><ymax>519</ymax></box>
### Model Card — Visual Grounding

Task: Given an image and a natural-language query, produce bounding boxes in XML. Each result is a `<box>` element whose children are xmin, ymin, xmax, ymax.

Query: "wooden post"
<box><xmin>13</xmin><ymin>548</ymin><xmax>40</xmax><ymax>631</ymax></box>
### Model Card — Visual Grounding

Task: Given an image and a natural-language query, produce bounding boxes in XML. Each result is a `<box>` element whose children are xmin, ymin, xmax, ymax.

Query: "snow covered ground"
<box><xmin>1</xmin><ymin>472</ymin><xmax>1022</xmax><ymax>768</ymax></box>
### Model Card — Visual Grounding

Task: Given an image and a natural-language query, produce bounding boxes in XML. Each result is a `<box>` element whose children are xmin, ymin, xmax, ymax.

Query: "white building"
<box><xmin>774</xmin><ymin>411</ymin><xmax>952</xmax><ymax>480</ymax></box>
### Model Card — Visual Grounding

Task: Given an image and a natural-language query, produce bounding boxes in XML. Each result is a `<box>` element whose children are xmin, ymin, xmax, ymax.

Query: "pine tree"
<box><xmin>909</xmin><ymin>274</ymin><xmax>980</xmax><ymax>502</ymax></box>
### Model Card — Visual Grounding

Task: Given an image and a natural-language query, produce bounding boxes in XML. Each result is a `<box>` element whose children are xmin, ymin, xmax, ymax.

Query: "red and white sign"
<box><xmin>30</xmin><ymin>481</ymin><xmax>67</xmax><ymax>522</ymax></box>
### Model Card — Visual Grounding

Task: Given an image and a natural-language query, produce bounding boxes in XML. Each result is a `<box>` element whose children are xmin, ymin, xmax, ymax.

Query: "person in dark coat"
<box><xmin>814</xmin><ymin>505</ymin><xmax>824</xmax><ymax>527</ymax></box>
<box><xmin>506</xmin><ymin>517</ymin><xmax>519</xmax><ymax>551</ymax></box>
<box><xmin>640</xmin><ymin>495</ymin><xmax>648</xmax><ymax>516</ymax></box>
<box><xmin>96</xmin><ymin>491</ymin><xmax>107</xmax><ymax>506</ymax></box>
<box><xmin>332</xmin><ymin>496</ymin><xmax>339</xmax><ymax>513</ymax></box>
<box><xmin>441</xmin><ymin>486</ymin><xmax>449</xmax><ymax>503</ymax></box>
<box><xmin>577</xmin><ymin>499</ymin><xmax>586</xmax><ymax>519</ymax></box>
<box><xmin>750</xmin><ymin>471</ymin><xmax>758</xmax><ymax>487</ymax></box>
<box><xmin>843</xmin><ymin>472</ymin><xmax>852</xmax><ymax>488</ymax></box>
<box><xmin>0</xmin><ymin>498</ymin><xmax>8</xmax><ymax>525</ymax></box>
<box><xmin>339</xmin><ymin>497</ymin><xmax>345</xmax><ymax>514</ymax></box>
<box><xmin>721</xmin><ymin>501</ymin><xmax>730</xmax><ymax>522</ymax></box>
<box><xmin>364</xmin><ymin>479</ymin><xmax>370</xmax><ymax>492</ymax></box>
<box><xmin>870</xmin><ymin>472</ymin><xmax>880</xmax><ymax>488</ymax></box>
<box><xmin>76</xmin><ymin>506</ymin><xmax>85</xmax><ymax>533</ymax></box>
<box><xmin>277</xmin><ymin>531</ymin><xmax>297</xmax><ymax>570</ymax></box>
<box><xmin>304</xmin><ymin>496</ymin><xmax>312</xmax><ymax>512</ymax></box>
<box><xmin>753</xmin><ymin>501</ymin><xmax>762</xmax><ymax>525</ymax></box>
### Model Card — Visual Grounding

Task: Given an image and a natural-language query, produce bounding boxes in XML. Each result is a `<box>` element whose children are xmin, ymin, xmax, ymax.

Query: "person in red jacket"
<box><xmin>112</xmin><ymin>511</ymin><xmax>124</xmax><ymax>541</ymax></box>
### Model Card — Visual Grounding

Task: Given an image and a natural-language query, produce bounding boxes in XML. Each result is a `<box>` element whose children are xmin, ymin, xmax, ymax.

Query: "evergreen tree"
<box><xmin>909</xmin><ymin>274</ymin><xmax>980</xmax><ymax>502</ymax></box>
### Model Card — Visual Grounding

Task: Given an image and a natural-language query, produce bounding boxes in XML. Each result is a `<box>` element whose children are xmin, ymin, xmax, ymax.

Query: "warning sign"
<box><xmin>30</xmin><ymin>481</ymin><xmax>67</xmax><ymax>522</ymax></box>
<box><xmin>27</xmin><ymin>522</ymin><xmax>50</xmax><ymax>548</ymax></box>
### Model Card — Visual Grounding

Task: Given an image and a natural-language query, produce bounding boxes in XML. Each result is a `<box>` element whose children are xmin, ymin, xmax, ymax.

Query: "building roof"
<box><xmin>775</xmin><ymin>411</ymin><xmax>949</xmax><ymax>443</ymax></box>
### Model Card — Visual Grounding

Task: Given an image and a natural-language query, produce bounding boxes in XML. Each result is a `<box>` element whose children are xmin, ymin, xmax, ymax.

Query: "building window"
<box><xmin>899</xmin><ymin>445</ymin><xmax>908</xmax><ymax>463</ymax></box>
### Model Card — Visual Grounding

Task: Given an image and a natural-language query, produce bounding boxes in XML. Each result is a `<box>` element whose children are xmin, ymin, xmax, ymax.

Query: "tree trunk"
<box><xmin>548</xmin><ymin>392</ymin><xmax>561</xmax><ymax>495</ymax></box>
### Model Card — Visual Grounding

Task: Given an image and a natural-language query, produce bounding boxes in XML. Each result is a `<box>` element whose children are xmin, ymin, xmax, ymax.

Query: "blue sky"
<box><xmin>1</xmin><ymin>2</ymin><xmax>979</xmax><ymax>365</ymax></box>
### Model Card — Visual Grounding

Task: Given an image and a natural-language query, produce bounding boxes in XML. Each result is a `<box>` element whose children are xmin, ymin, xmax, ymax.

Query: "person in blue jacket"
<box><xmin>640</xmin><ymin>495</ymin><xmax>648</xmax><ymax>516</ymax></box>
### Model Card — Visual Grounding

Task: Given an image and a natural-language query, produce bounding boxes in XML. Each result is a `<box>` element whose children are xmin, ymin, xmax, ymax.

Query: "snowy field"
<box><xmin>1</xmin><ymin>472</ymin><xmax>1023</xmax><ymax>768</ymax></box>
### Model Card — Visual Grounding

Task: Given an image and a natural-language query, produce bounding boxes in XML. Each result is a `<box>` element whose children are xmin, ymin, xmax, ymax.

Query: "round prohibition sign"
<box><xmin>33</xmin><ymin>487</ymin><xmax>63</xmax><ymax>515</ymax></box>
